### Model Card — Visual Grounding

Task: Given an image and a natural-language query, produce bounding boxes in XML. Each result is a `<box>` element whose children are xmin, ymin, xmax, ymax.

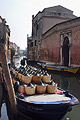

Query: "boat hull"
<box><xmin>45</xmin><ymin>66</ymin><xmax>79</xmax><ymax>74</ymax></box>
<box><xmin>40</xmin><ymin>63</ymin><xmax>79</xmax><ymax>74</ymax></box>
<box><xmin>16</xmin><ymin>97</ymin><xmax>72</xmax><ymax>120</ymax></box>
<box><xmin>3</xmin><ymin>79</ymin><xmax>79</xmax><ymax>120</ymax></box>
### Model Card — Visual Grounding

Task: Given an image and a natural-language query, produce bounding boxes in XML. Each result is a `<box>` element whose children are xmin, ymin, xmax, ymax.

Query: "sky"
<box><xmin>0</xmin><ymin>0</ymin><xmax>80</xmax><ymax>50</ymax></box>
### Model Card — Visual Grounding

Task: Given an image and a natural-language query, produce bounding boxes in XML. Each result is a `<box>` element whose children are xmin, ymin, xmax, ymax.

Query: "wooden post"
<box><xmin>0</xmin><ymin>42</ymin><xmax>17</xmax><ymax>115</ymax></box>
<box><xmin>0</xmin><ymin>69</ymin><xmax>2</xmax><ymax>118</ymax></box>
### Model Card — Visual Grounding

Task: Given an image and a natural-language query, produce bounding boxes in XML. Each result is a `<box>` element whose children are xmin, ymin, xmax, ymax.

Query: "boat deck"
<box><xmin>16</xmin><ymin>88</ymin><xmax>79</xmax><ymax>105</ymax></box>
<box><xmin>24</xmin><ymin>94</ymin><xmax>71</xmax><ymax>104</ymax></box>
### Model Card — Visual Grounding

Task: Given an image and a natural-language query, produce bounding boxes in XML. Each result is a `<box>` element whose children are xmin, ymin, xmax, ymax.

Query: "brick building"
<box><xmin>27</xmin><ymin>5</ymin><xmax>80</xmax><ymax>66</ymax></box>
<box><xmin>0</xmin><ymin>16</ymin><xmax>11</xmax><ymax>62</ymax></box>
<box><xmin>10</xmin><ymin>42</ymin><xmax>20</xmax><ymax>56</ymax></box>
<box><xmin>41</xmin><ymin>17</ymin><xmax>80</xmax><ymax>66</ymax></box>
<box><xmin>27</xmin><ymin>5</ymin><xmax>76</xmax><ymax>61</ymax></box>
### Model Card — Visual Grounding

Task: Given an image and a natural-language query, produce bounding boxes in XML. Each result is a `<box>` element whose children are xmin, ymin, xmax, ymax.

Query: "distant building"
<box><xmin>27</xmin><ymin>5</ymin><xmax>77</xmax><ymax>62</ymax></box>
<box><xmin>19</xmin><ymin>49</ymin><xmax>27</xmax><ymax>56</ymax></box>
<box><xmin>10</xmin><ymin>42</ymin><xmax>20</xmax><ymax>56</ymax></box>
<box><xmin>27</xmin><ymin>35</ymin><xmax>32</xmax><ymax>59</ymax></box>
<box><xmin>0</xmin><ymin>16</ymin><xmax>11</xmax><ymax>62</ymax></box>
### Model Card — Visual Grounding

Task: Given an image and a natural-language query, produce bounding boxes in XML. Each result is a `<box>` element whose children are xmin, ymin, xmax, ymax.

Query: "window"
<box><xmin>35</xmin><ymin>40</ymin><xmax>37</xmax><ymax>46</ymax></box>
<box><xmin>8</xmin><ymin>32</ymin><xmax>10</xmax><ymax>36</ymax></box>
<box><xmin>47</xmin><ymin>12</ymin><xmax>53</xmax><ymax>15</ymax></box>
<box><xmin>58</xmin><ymin>13</ymin><xmax>61</xmax><ymax>16</ymax></box>
<box><xmin>30</xmin><ymin>42</ymin><xmax>33</xmax><ymax>47</ymax></box>
<box><xmin>63</xmin><ymin>13</ymin><xmax>68</xmax><ymax>16</ymax></box>
<box><xmin>36</xmin><ymin>22</ymin><xmax>38</xmax><ymax>36</ymax></box>
<box><xmin>53</xmin><ymin>12</ymin><xmax>57</xmax><ymax>15</ymax></box>
<box><xmin>7</xmin><ymin>39</ymin><xmax>9</xmax><ymax>50</ymax></box>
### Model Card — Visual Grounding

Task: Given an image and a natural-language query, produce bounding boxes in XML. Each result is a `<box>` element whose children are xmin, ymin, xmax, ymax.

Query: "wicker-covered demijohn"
<box><xmin>21</xmin><ymin>75</ymin><xmax>32</xmax><ymax>84</ymax></box>
<box><xmin>42</xmin><ymin>75</ymin><xmax>51</xmax><ymax>83</ymax></box>
<box><xmin>18</xmin><ymin>73</ymin><xmax>22</xmax><ymax>80</ymax></box>
<box><xmin>32</xmin><ymin>75</ymin><xmax>42</xmax><ymax>83</ymax></box>
<box><xmin>24</xmin><ymin>85</ymin><xmax>36</xmax><ymax>95</ymax></box>
<box><xmin>36</xmin><ymin>85</ymin><xmax>47</xmax><ymax>94</ymax></box>
<box><xmin>18</xmin><ymin>85</ymin><xmax>25</xmax><ymax>93</ymax></box>
<box><xmin>47</xmin><ymin>83</ymin><xmax>57</xmax><ymax>93</ymax></box>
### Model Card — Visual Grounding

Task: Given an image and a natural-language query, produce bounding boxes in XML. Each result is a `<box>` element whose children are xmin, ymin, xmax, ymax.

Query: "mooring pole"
<box><xmin>0</xmin><ymin>68</ymin><xmax>3</xmax><ymax>118</ymax></box>
<box><xmin>0</xmin><ymin>40</ymin><xmax>17</xmax><ymax>115</ymax></box>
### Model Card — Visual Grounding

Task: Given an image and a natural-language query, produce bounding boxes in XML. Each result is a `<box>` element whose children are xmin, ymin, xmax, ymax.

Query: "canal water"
<box><xmin>0</xmin><ymin>58</ymin><xmax>80</xmax><ymax>120</ymax></box>
<box><xmin>49</xmin><ymin>71</ymin><xmax>80</xmax><ymax>120</ymax></box>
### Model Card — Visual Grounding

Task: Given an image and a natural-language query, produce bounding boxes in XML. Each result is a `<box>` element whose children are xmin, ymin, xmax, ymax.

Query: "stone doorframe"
<box><xmin>60</xmin><ymin>31</ymin><xmax>71</xmax><ymax>66</ymax></box>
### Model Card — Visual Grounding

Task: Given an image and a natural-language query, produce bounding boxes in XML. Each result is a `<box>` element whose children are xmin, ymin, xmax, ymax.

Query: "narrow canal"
<box><xmin>49</xmin><ymin>71</ymin><xmax>80</xmax><ymax>120</ymax></box>
<box><xmin>0</xmin><ymin>58</ymin><xmax>80</xmax><ymax>120</ymax></box>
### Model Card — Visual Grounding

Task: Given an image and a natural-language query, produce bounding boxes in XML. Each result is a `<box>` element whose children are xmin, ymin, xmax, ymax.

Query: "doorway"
<box><xmin>62</xmin><ymin>36</ymin><xmax>69</xmax><ymax>66</ymax></box>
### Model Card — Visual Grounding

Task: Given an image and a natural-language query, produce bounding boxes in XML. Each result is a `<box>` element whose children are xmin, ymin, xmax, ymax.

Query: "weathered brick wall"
<box><xmin>41</xmin><ymin>18</ymin><xmax>80</xmax><ymax>65</ymax></box>
<box><xmin>28</xmin><ymin>46</ymin><xmax>38</xmax><ymax>60</ymax></box>
<box><xmin>41</xmin><ymin>31</ymin><xmax>61</xmax><ymax>63</ymax></box>
<box><xmin>70</xmin><ymin>26</ymin><xmax>80</xmax><ymax>65</ymax></box>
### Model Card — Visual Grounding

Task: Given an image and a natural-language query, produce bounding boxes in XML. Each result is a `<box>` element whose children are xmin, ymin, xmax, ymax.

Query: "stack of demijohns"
<box><xmin>11</xmin><ymin>65</ymin><xmax>57</xmax><ymax>95</ymax></box>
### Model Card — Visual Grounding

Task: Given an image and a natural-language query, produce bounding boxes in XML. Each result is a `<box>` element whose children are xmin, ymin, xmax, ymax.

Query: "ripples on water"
<box><xmin>50</xmin><ymin>71</ymin><xmax>80</xmax><ymax>120</ymax></box>
<box><xmin>0</xmin><ymin>69</ymin><xmax>80</xmax><ymax>120</ymax></box>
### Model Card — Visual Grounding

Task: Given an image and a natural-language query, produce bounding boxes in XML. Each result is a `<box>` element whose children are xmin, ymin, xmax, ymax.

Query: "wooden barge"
<box><xmin>10</xmin><ymin>65</ymin><xmax>79</xmax><ymax>120</ymax></box>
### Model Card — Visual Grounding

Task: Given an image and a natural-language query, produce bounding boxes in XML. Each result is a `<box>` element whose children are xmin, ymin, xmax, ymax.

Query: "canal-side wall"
<box><xmin>41</xmin><ymin>17</ymin><xmax>80</xmax><ymax>65</ymax></box>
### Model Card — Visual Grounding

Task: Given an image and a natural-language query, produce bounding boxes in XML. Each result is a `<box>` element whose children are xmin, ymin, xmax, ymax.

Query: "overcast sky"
<box><xmin>0</xmin><ymin>0</ymin><xmax>80</xmax><ymax>49</ymax></box>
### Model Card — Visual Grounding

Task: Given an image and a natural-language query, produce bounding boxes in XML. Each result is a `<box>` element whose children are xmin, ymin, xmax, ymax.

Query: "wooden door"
<box><xmin>62</xmin><ymin>36</ymin><xmax>69</xmax><ymax>66</ymax></box>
